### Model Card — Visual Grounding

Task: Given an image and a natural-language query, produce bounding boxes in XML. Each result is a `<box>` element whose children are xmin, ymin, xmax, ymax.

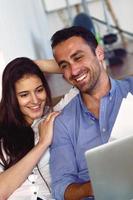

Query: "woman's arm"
<box><xmin>0</xmin><ymin>111</ymin><xmax>59</xmax><ymax>200</ymax></box>
<box><xmin>35</xmin><ymin>59</ymin><xmax>61</xmax><ymax>74</ymax></box>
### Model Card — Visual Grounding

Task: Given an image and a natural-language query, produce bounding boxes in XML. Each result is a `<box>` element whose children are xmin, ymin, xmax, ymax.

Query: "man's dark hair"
<box><xmin>51</xmin><ymin>26</ymin><xmax>98</xmax><ymax>54</ymax></box>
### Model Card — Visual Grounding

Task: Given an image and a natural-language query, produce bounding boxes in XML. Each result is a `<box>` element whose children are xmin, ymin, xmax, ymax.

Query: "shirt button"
<box><xmin>91</xmin><ymin>117</ymin><xmax>95</xmax><ymax>121</ymax></box>
<box><xmin>102</xmin><ymin>128</ymin><xmax>106</xmax><ymax>132</ymax></box>
<box><xmin>109</xmin><ymin>96</ymin><xmax>112</xmax><ymax>101</ymax></box>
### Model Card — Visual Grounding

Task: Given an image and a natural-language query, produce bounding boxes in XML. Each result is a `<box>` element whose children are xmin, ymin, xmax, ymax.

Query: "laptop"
<box><xmin>85</xmin><ymin>135</ymin><xmax>133</xmax><ymax>200</ymax></box>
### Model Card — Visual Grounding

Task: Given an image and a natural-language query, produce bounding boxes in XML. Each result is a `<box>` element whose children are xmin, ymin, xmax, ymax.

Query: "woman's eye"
<box><xmin>20</xmin><ymin>93</ymin><xmax>28</xmax><ymax>98</ymax></box>
<box><xmin>37</xmin><ymin>87</ymin><xmax>44</xmax><ymax>93</ymax></box>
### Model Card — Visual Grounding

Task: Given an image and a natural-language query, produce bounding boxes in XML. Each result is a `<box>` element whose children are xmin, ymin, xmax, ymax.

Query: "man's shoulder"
<box><xmin>62</xmin><ymin>94</ymin><xmax>80</xmax><ymax>112</ymax></box>
<box><xmin>114</xmin><ymin>76</ymin><xmax>133</xmax><ymax>95</ymax></box>
<box><xmin>55</xmin><ymin>94</ymin><xmax>80</xmax><ymax>122</ymax></box>
<box><xmin>117</xmin><ymin>76</ymin><xmax>133</xmax><ymax>84</ymax></box>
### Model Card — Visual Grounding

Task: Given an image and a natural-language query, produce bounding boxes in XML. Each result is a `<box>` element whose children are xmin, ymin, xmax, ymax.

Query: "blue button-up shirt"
<box><xmin>50</xmin><ymin>77</ymin><xmax>133</xmax><ymax>200</ymax></box>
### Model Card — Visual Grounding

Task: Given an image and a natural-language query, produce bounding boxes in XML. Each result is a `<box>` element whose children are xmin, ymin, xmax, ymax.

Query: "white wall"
<box><xmin>0</xmin><ymin>0</ymin><xmax>53</xmax><ymax>62</ymax></box>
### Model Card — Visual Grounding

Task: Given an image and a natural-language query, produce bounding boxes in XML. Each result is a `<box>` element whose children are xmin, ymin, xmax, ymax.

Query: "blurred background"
<box><xmin>0</xmin><ymin>0</ymin><xmax>133</xmax><ymax>98</ymax></box>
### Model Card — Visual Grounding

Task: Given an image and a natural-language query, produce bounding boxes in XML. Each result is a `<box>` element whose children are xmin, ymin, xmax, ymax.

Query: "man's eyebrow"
<box><xmin>58</xmin><ymin>50</ymin><xmax>84</xmax><ymax>66</ymax></box>
<box><xmin>70</xmin><ymin>50</ymin><xmax>83</xmax><ymax>58</ymax></box>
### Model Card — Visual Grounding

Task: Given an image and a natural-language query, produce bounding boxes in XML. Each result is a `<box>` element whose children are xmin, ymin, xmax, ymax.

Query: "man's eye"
<box><xmin>75</xmin><ymin>56</ymin><xmax>83</xmax><ymax>61</ymax></box>
<box><xmin>60</xmin><ymin>64</ymin><xmax>68</xmax><ymax>69</ymax></box>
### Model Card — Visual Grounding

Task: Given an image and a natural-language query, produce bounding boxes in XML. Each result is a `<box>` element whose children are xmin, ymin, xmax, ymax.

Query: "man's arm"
<box><xmin>50</xmin><ymin>115</ymin><xmax>94</xmax><ymax>200</ymax></box>
<box><xmin>35</xmin><ymin>59</ymin><xmax>61</xmax><ymax>73</ymax></box>
<box><xmin>64</xmin><ymin>181</ymin><xmax>93</xmax><ymax>200</ymax></box>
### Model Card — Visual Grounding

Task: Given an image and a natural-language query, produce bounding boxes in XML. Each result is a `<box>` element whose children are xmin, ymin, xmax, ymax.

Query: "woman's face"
<box><xmin>15</xmin><ymin>74</ymin><xmax>47</xmax><ymax>124</ymax></box>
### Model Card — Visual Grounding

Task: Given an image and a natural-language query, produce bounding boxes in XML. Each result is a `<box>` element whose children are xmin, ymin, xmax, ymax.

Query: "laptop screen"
<box><xmin>85</xmin><ymin>135</ymin><xmax>133</xmax><ymax>200</ymax></box>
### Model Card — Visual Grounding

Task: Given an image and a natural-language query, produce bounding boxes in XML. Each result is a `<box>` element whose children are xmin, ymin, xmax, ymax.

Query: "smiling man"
<box><xmin>49</xmin><ymin>26</ymin><xmax>133</xmax><ymax>200</ymax></box>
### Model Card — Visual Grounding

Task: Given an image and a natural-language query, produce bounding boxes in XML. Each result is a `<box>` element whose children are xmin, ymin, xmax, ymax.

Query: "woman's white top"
<box><xmin>0</xmin><ymin>87</ymin><xmax>79</xmax><ymax>200</ymax></box>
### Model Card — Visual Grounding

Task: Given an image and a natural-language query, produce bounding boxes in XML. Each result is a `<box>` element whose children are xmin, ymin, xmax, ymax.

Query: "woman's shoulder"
<box><xmin>54</xmin><ymin>87</ymin><xmax>79</xmax><ymax>111</ymax></box>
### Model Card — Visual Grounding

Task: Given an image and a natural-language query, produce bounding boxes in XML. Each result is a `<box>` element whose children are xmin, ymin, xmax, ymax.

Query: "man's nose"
<box><xmin>71</xmin><ymin>63</ymin><xmax>80</xmax><ymax>76</ymax></box>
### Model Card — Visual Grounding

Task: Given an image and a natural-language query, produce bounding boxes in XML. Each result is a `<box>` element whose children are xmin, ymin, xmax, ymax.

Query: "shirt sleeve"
<box><xmin>123</xmin><ymin>76</ymin><xmax>133</xmax><ymax>94</ymax></box>
<box><xmin>50</xmin><ymin>117</ymin><xmax>80</xmax><ymax>200</ymax></box>
<box><xmin>53</xmin><ymin>87</ymin><xmax>79</xmax><ymax>111</ymax></box>
<box><xmin>128</xmin><ymin>76</ymin><xmax>133</xmax><ymax>94</ymax></box>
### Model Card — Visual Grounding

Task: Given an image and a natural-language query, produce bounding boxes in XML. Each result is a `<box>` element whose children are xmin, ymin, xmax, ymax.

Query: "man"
<box><xmin>49</xmin><ymin>26</ymin><xmax>133</xmax><ymax>200</ymax></box>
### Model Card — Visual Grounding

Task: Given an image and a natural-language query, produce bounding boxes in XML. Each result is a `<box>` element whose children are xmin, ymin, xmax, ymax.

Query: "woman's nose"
<box><xmin>31</xmin><ymin>94</ymin><xmax>38</xmax><ymax>104</ymax></box>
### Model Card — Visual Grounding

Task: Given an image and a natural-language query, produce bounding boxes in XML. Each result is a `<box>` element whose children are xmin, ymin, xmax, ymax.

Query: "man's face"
<box><xmin>53</xmin><ymin>36</ymin><xmax>102</xmax><ymax>94</ymax></box>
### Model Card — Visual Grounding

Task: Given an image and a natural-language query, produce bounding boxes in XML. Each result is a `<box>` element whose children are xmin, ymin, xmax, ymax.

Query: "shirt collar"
<box><xmin>78</xmin><ymin>93</ymin><xmax>90</xmax><ymax>113</ymax></box>
<box><xmin>78</xmin><ymin>77</ymin><xmax>116</xmax><ymax>113</ymax></box>
<box><xmin>108</xmin><ymin>77</ymin><xmax>116</xmax><ymax>97</ymax></box>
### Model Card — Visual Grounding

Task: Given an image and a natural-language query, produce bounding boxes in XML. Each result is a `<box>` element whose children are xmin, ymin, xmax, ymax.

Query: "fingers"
<box><xmin>44</xmin><ymin>111</ymin><xmax>60</xmax><ymax>123</ymax></box>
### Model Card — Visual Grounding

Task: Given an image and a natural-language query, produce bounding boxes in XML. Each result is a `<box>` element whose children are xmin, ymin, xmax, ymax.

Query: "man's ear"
<box><xmin>95</xmin><ymin>45</ymin><xmax>104</xmax><ymax>61</ymax></box>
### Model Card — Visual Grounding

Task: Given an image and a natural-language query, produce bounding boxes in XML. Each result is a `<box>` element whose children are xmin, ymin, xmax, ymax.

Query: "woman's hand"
<box><xmin>0</xmin><ymin>112</ymin><xmax>60</xmax><ymax>199</ymax></box>
<box><xmin>38</xmin><ymin>111</ymin><xmax>60</xmax><ymax>147</ymax></box>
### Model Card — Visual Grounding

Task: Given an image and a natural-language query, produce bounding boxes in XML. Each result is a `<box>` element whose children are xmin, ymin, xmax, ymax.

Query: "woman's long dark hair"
<box><xmin>0</xmin><ymin>57</ymin><xmax>52</xmax><ymax>169</ymax></box>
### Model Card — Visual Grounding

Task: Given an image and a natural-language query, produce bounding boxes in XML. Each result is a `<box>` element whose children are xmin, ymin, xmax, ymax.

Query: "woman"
<box><xmin>0</xmin><ymin>57</ymin><xmax>59</xmax><ymax>200</ymax></box>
